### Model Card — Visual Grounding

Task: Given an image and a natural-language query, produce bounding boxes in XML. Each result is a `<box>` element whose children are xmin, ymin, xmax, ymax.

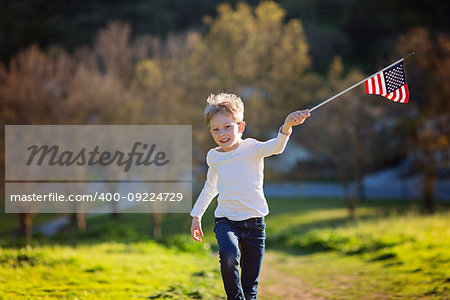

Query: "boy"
<box><xmin>190</xmin><ymin>93</ymin><xmax>310</xmax><ymax>299</ymax></box>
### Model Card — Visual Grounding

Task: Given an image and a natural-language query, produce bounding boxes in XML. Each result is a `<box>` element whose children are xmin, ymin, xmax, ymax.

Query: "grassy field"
<box><xmin>262</xmin><ymin>199</ymin><xmax>450</xmax><ymax>299</ymax></box>
<box><xmin>0</xmin><ymin>241</ymin><xmax>224</xmax><ymax>299</ymax></box>
<box><xmin>1</xmin><ymin>197</ymin><xmax>449</xmax><ymax>299</ymax></box>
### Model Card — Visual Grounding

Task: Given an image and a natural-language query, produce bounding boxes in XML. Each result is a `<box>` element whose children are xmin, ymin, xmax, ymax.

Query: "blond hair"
<box><xmin>204</xmin><ymin>93</ymin><xmax>244</xmax><ymax>127</ymax></box>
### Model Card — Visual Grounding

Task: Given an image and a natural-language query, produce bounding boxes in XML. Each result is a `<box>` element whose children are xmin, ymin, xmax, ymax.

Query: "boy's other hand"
<box><xmin>190</xmin><ymin>217</ymin><xmax>204</xmax><ymax>242</ymax></box>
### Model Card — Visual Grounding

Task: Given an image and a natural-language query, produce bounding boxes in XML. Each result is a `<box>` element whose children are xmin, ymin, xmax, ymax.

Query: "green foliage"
<box><xmin>2</xmin><ymin>0</ymin><xmax>448</xmax><ymax>73</ymax></box>
<box><xmin>0</xmin><ymin>0</ymin><xmax>233</xmax><ymax>63</ymax></box>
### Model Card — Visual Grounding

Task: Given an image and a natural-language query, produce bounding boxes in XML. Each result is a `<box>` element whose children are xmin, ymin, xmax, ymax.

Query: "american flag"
<box><xmin>364</xmin><ymin>61</ymin><xmax>409</xmax><ymax>103</ymax></box>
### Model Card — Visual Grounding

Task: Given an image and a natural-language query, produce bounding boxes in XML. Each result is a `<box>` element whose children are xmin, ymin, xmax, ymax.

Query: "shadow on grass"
<box><xmin>264</xmin><ymin>198</ymin><xmax>446</xmax><ymax>257</ymax></box>
<box><xmin>2</xmin><ymin>197</ymin><xmax>446</xmax><ymax>255</ymax></box>
<box><xmin>0</xmin><ymin>212</ymin><xmax>194</xmax><ymax>249</ymax></box>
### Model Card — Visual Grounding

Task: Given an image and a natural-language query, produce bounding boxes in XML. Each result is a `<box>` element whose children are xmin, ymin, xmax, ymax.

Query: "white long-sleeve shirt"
<box><xmin>190</xmin><ymin>130</ymin><xmax>290</xmax><ymax>221</ymax></box>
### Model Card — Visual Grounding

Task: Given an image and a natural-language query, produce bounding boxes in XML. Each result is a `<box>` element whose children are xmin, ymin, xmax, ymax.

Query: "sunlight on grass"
<box><xmin>262</xmin><ymin>199</ymin><xmax>450</xmax><ymax>299</ymax></box>
<box><xmin>1</xmin><ymin>197</ymin><xmax>448</xmax><ymax>299</ymax></box>
<box><xmin>0</xmin><ymin>241</ymin><xmax>224</xmax><ymax>299</ymax></box>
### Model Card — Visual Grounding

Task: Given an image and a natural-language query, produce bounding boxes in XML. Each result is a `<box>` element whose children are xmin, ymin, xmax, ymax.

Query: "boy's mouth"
<box><xmin>219</xmin><ymin>138</ymin><xmax>230</xmax><ymax>144</ymax></box>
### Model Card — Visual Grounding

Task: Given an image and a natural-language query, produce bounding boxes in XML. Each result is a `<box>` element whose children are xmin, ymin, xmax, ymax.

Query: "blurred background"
<box><xmin>1</xmin><ymin>1</ymin><xmax>449</xmax><ymax>299</ymax></box>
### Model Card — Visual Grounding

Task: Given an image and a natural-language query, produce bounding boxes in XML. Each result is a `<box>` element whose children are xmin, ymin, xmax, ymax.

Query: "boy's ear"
<box><xmin>238</xmin><ymin>121</ymin><xmax>246</xmax><ymax>133</ymax></box>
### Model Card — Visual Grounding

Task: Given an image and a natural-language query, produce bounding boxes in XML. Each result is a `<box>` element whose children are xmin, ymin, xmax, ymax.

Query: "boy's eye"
<box><xmin>212</xmin><ymin>128</ymin><xmax>218</xmax><ymax>132</ymax></box>
<box><xmin>226</xmin><ymin>125</ymin><xmax>231</xmax><ymax>128</ymax></box>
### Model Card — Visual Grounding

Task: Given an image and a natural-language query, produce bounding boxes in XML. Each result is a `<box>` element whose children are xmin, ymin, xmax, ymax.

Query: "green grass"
<box><xmin>268</xmin><ymin>217</ymin><xmax>449</xmax><ymax>299</ymax></box>
<box><xmin>264</xmin><ymin>248</ymin><xmax>448</xmax><ymax>299</ymax></box>
<box><xmin>0</xmin><ymin>241</ymin><xmax>224</xmax><ymax>299</ymax></box>
<box><xmin>262</xmin><ymin>198</ymin><xmax>450</xmax><ymax>299</ymax></box>
<box><xmin>1</xmin><ymin>197</ymin><xmax>449</xmax><ymax>299</ymax></box>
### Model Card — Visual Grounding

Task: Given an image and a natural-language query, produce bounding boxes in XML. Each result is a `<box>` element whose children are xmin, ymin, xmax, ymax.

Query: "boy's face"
<box><xmin>209</xmin><ymin>112</ymin><xmax>245</xmax><ymax>152</ymax></box>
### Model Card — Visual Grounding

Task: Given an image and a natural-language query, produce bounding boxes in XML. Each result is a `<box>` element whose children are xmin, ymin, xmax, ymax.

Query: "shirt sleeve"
<box><xmin>190</xmin><ymin>153</ymin><xmax>219</xmax><ymax>219</ymax></box>
<box><xmin>253</xmin><ymin>127</ymin><xmax>291</xmax><ymax>158</ymax></box>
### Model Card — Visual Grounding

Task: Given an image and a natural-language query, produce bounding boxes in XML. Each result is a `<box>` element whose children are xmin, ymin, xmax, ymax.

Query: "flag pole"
<box><xmin>308</xmin><ymin>52</ymin><xmax>415</xmax><ymax>112</ymax></box>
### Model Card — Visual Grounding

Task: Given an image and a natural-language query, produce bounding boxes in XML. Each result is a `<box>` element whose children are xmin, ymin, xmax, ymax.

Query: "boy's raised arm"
<box><xmin>254</xmin><ymin>109</ymin><xmax>311</xmax><ymax>158</ymax></box>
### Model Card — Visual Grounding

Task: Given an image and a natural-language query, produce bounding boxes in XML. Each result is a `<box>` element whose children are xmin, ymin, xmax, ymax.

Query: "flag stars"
<box><xmin>365</xmin><ymin>60</ymin><xmax>409</xmax><ymax>103</ymax></box>
<box><xmin>383</xmin><ymin>62</ymin><xmax>406</xmax><ymax>94</ymax></box>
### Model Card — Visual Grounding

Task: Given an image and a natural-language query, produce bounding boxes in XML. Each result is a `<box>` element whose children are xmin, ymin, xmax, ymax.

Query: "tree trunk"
<box><xmin>347</xmin><ymin>196</ymin><xmax>356</xmax><ymax>221</ymax></box>
<box><xmin>19</xmin><ymin>213</ymin><xmax>33</xmax><ymax>239</ymax></box>
<box><xmin>422</xmin><ymin>150</ymin><xmax>436</xmax><ymax>214</ymax></box>
<box><xmin>423</xmin><ymin>171</ymin><xmax>435</xmax><ymax>214</ymax></box>
<box><xmin>343</xmin><ymin>180</ymin><xmax>356</xmax><ymax>221</ymax></box>
<box><xmin>354</xmin><ymin>132</ymin><xmax>366</xmax><ymax>202</ymax></box>
<box><xmin>111</xmin><ymin>202</ymin><xmax>119</xmax><ymax>219</ymax></box>
<box><xmin>355</xmin><ymin>176</ymin><xmax>365</xmax><ymax>203</ymax></box>
<box><xmin>152</xmin><ymin>213</ymin><xmax>163</xmax><ymax>240</ymax></box>
<box><xmin>109</xmin><ymin>182</ymin><xmax>119</xmax><ymax>219</ymax></box>
<box><xmin>71</xmin><ymin>213</ymin><xmax>87</xmax><ymax>230</ymax></box>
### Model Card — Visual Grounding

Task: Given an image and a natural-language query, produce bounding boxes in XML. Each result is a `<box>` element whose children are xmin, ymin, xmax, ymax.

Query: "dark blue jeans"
<box><xmin>214</xmin><ymin>217</ymin><xmax>266</xmax><ymax>300</ymax></box>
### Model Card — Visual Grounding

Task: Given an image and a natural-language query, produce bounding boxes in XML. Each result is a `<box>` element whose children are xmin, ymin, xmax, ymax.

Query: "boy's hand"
<box><xmin>190</xmin><ymin>217</ymin><xmax>204</xmax><ymax>242</ymax></box>
<box><xmin>281</xmin><ymin>109</ymin><xmax>311</xmax><ymax>134</ymax></box>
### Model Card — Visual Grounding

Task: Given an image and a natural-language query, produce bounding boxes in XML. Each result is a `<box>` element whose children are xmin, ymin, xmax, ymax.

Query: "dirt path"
<box><xmin>259</xmin><ymin>251</ymin><xmax>327</xmax><ymax>300</ymax></box>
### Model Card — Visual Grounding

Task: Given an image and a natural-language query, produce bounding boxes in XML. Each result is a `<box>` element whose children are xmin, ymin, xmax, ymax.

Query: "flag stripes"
<box><xmin>364</xmin><ymin>61</ymin><xmax>409</xmax><ymax>103</ymax></box>
<box><xmin>309</xmin><ymin>55</ymin><xmax>413</xmax><ymax>112</ymax></box>
<box><xmin>384</xmin><ymin>84</ymin><xmax>409</xmax><ymax>103</ymax></box>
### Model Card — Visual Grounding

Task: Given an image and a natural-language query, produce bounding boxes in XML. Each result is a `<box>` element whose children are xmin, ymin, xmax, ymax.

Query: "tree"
<box><xmin>192</xmin><ymin>1</ymin><xmax>317</xmax><ymax>139</ymax></box>
<box><xmin>396</xmin><ymin>28</ymin><xmax>450</xmax><ymax>213</ymax></box>
<box><xmin>1</xmin><ymin>45</ymin><xmax>74</xmax><ymax>238</ymax></box>
<box><xmin>131</xmin><ymin>30</ymin><xmax>207</xmax><ymax>238</ymax></box>
<box><xmin>304</xmin><ymin>57</ymin><xmax>398</xmax><ymax>219</ymax></box>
